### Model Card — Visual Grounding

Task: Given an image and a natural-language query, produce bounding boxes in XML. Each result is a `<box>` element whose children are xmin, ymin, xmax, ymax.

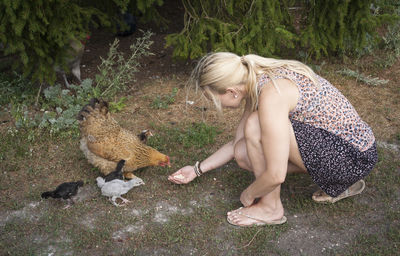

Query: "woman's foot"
<box><xmin>312</xmin><ymin>180</ymin><xmax>366</xmax><ymax>203</ymax></box>
<box><xmin>227</xmin><ymin>203</ymin><xmax>286</xmax><ymax>227</ymax></box>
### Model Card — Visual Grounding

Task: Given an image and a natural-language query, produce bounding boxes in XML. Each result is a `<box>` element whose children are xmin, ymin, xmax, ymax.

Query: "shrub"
<box><xmin>0</xmin><ymin>0</ymin><xmax>162</xmax><ymax>84</ymax></box>
<box><xmin>4</xmin><ymin>30</ymin><xmax>153</xmax><ymax>136</ymax></box>
<box><xmin>166</xmin><ymin>0</ymin><xmax>397</xmax><ymax>60</ymax></box>
<box><xmin>95</xmin><ymin>30</ymin><xmax>154</xmax><ymax>98</ymax></box>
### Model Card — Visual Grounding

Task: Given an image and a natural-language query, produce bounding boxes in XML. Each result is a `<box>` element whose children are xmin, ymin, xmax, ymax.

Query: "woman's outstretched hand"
<box><xmin>168</xmin><ymin>165</ymin><xmax>197</xmax><ymax>184</ymax></box>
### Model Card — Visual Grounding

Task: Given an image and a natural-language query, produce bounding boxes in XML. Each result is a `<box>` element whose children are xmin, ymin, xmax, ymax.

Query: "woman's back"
<box><xmin>257</xmin><ymin>68</ymin><xmax>375</xmax><ymax>152</ymax></box>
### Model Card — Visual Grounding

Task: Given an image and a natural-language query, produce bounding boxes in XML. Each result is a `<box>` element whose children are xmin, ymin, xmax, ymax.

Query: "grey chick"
<box><xmin>96</xmin><ymin>176</ymin><xmax>144</xmax><ymax>206</ymax></box>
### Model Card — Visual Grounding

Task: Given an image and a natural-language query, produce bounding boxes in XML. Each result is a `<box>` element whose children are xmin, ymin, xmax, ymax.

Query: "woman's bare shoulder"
<box><xmin>259</xmin><ymin>78</ymin><xmax>298</xmax><ymax>110</ymax></box>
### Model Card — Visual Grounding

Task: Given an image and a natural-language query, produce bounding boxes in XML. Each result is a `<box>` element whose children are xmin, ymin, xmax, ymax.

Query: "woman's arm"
<box><xmin>169</xmin><ymin>99</ymin><xmax>252</xmax><ymax>184</ymax></box>
<box><xmin>168</xmin><ymin>140</ymin><xmax>235</xmax><ymax>184</ymax></box>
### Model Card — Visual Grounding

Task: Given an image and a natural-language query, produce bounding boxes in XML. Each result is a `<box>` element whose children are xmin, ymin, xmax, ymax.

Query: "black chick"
<box><xmin>104</xmin><ymin>159</ymin><xmax>125</xmax><ymax>182</ymax></box>
<box><xmin>41</xmin><ymin>181</ymin><xmax>84</xmax><ymax>200</ymax></box>
<box><xmin>137</xmin><ymin>129</ymin><xmax>153</xmax><ymax>144</ymax></box>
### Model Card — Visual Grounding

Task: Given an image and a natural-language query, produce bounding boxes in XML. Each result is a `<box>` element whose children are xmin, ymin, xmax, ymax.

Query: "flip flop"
<box><xmin>312</xmin><ymin>179</ymin><xmax>366</xmax><ymax>204</ymax></box>
<box><xmin>227</xmin><ymin>207</ymin><xmax>287</xmax><ymax>227</ymax></box>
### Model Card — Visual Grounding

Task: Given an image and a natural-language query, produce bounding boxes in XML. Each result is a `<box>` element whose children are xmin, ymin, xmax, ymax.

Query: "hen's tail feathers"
<box><xmin>41</xmin><ymin>191</ymin><xmax>54</xmax><ymax>199</ymax></box>
<box><xmin>77</xmin><ymin>98</ymin><xmax>109</xmax><ymax>121</ymax></box>
<box><xmin>76</xmin><ymin>181</ymin><xmax>84</xmax><ymax>187</ymax></box>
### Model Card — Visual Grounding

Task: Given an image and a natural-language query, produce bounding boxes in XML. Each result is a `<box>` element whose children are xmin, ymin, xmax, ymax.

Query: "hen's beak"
<box><xmin>166</xmin><ymin>156</ymin><xmax>171</xmax><ymax>167</ymax></box>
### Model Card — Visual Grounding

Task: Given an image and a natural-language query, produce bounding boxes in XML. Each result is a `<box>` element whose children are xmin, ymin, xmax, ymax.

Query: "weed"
<box><xmin>0</xmin><ymin>72</ymin><xmax>37</xmax><ymax>107</ymax></box>
<box><xmin>336</xmin><ymin>68</ymin><xmax>389</xmax><ymax>86</ymax></box>
<box><xmin>109</xmin><ymin>97</ymin><xmax>128</xmax><ymax>112</ymax></box>
<box><xmin>150</xmin><ymin>87</ymin><xmax>178</xmax><ymax>109</ymax></box>
<box><xmin>95</xmin><ymin>30</ymin><xmax>154</xmax><ymax>98</ymax></box>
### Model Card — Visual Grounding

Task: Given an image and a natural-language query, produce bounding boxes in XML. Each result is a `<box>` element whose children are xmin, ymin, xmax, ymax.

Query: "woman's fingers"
<box><xmin>168</xmin><ymin>165</ymin><xmax>196</xmax><ymax>184</ymax></box>
<box><xmin>168</xmin><ymin>170</ymin><xmax>187</xmax><ymax>184</ymax></box>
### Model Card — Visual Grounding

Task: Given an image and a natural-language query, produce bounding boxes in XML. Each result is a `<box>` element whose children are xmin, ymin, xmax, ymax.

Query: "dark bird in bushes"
<box><xmin>137</xmin><ymin>129</ymin><xmax>153</xmax><ymax>144</ymax></box>
<box><xmin>55</xmin><ymin>35</ymin><xmax>90</xmax><ymax>86</ymax></box>
<box><xmin>116</xmin><ymin>12</ymin><xmax>137</xmax><ymax>37</ymax></box>
<box><xmin>104</xmin><ymin>159</ymin><xmax>125</xmax><ymax>182</ymax></box>
<box><xmin>41</xmin><ymin>181</ymin><xmax>84</xmax><ymax>208</ymax></box>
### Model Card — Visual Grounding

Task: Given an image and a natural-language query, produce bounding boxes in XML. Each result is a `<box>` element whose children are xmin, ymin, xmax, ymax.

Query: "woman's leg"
<box><xmin>234</xmin><ymin>122</ymin><xmax>307</xmax><ymax>175</ymax></box>
<box><xmin>229</xmin><ymin>112</ymin><xmax>306</xmax><ymax>226</ymax></box>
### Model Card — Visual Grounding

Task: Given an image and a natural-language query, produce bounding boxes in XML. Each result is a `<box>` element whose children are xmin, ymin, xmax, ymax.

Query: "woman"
<box><xmin>168</xmin><ymin>52</ymin><xmax>378</xmax><ymax>227</ymax></box>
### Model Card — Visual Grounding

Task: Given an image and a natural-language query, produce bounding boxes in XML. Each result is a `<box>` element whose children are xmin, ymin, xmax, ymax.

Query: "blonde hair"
<box><xmin>189</xmin><ymin>52</ymin><xmax>319</xmax><ymax>112</ymax></box>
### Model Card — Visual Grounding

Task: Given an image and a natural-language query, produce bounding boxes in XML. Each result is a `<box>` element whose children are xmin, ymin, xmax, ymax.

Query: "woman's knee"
<box><xmin>233</xmin><ymin>139</ymin><xmax>251</xmax><ymax>170</ymax></box>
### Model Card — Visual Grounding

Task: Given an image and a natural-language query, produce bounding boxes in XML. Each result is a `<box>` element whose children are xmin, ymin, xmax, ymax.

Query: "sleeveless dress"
<box><xmin>257</xmin><ymin>68</ymin><xmax>378</xmax><ymax>197</ymax></box>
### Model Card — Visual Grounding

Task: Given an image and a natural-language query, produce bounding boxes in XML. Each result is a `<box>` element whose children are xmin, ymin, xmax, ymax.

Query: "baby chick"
<box><xmin>41</xmin><ymin>181</ymin><xmax>84</xmax><ymax>208</ymax></box>
<box><xmin>96</xmin><ymin>176</ymin><xmax>144</xmax><ymax>206</ymax></box>
<box><xmin>137</xmin><ymin>129</ymin><xmax>153</xmax><ymax>144</ymax></box>
<box><xmin>104</xmin><ymin>159</ymin><xmax>125</xmax><ymax>182</ymax></box>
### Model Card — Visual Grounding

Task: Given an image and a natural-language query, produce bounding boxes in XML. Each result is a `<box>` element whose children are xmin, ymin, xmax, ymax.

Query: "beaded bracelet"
<box><xmin>194</xmin><ymin>161</ymin><xmax>203</xmax><ymax>177</ymax></box>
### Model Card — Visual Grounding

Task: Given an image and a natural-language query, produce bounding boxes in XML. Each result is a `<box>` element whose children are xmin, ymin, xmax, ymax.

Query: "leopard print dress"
<box><xmin>258</xmin><ymin>68</ymin><xmax>378</xmax><ymax>197</ymax></box>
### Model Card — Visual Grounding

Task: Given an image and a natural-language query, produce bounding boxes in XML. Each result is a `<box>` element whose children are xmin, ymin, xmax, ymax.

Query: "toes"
<box><xmin>227</xmin><ymin>211</ymin><xmax>247</xmax><ymax>225</ymax></box>
<box><xmin>227</xmin><ymin>207</ymin><xmax>243</xmax><ymax>216</ymax></box>
<box><xmin>313</xmin><ymin>189</ymin><xmax>325</xmax><ymax>197</ymax></box>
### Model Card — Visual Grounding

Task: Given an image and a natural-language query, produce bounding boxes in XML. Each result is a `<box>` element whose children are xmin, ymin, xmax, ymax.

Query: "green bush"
<box><xmin>0</xmin><ymin>0</ymin><xmax>108</xmax><ymax>84</ymax></box>
<box><xmin>3</xmin><ymin>30</ymin><xmax>153</xmax><ymax>136</ymax></box>
<box><xmin>0</xmin><ymin>0</ymin><xmax>162</xmax><ymax>84</ymax></box>
<box><xmin>166</xmin><ymin>0</ymin><xmax>296</xmax><ymax>59</ymax></box>
<box><xmin>166</xmin><ymin>0</ymin><xmax>397</xmax><ymax>60</ymax></box>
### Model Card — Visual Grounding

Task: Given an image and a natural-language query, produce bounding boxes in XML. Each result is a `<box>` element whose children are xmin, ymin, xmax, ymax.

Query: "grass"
<box><xmin>0</xmin><ymin>121</ymin><xmax>398</xmax><ymax>255</ymax></box>
<box><xmin>1</xmin><ymin>50</ymin><xmax>400</xmax><ymax>255</ymax></box>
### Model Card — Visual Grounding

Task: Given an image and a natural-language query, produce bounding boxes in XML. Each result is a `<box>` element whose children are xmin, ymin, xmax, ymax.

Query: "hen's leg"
<box><xmin>123</xmin><ymin>172</ymin><xmax>137</xmax><ymax>180</ymax></box>
<box><xmin>62</xmin><ymin>73</ymin><xmax>70</xmax><ymax>87</ymax></box>
<box><xmin>63</xmin><ymin>198</ymin><xmax>74</xmax><ymax>209</ymax></box>
<box><xmin>71</xmin><ymin>61</ymin><xmax>82</xmax><ymax>83</ymax></box>
<box><xmin>110</xmin><ymin>196</ymin><xmax>121</xmax><ymax>207</ymax></box>
<box><xmin>118</xmin><ymin>196</ymin><xmax>130</xmax><ymax>205</ymax></box>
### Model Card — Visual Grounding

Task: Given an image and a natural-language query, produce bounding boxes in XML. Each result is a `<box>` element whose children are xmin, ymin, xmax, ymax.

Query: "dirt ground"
<box><xmin>56</xmin><ymin>24</ymin><xmax>400</xmax><ymax>256</ymax></box>
<box><xmin>74</xmin><ymin>11</ymin><xmax>400</xmax><ymax>254</ymax></box>
<box><xmin>1</xmin><ymin>2</ymin><xmax>399</xmax><ymax>255</ymax></box>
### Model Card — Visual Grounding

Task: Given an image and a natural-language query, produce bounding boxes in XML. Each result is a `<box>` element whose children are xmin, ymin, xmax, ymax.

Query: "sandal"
<box><xmin>312</xmin><ymin>179</ymin><xmax>366</xmax><ymax>204</ymax></box>
<box><xmin>227</xmin><ymin>207</ymin><xmax>287</xmax><ymax>227</ymax></box>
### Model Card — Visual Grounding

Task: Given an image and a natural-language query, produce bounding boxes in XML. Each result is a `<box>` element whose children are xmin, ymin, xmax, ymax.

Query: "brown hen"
<box><xmin>77</xmin><ymin>98</ymin><xmax>170</xmax><ymax>179</ymax></box>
